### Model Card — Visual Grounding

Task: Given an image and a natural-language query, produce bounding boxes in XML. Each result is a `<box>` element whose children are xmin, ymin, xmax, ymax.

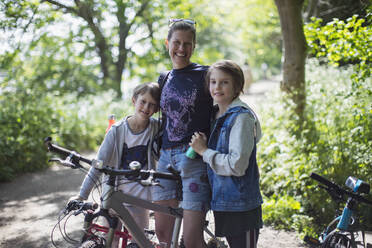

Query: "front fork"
<box><xmin>337</xmin><ymin>197</ymin><xmax>355</xmax><ymax>231</ymax></box>
<box><xmin>81</xmin><ymin>175</ymin><xmax>120</xmax><ymax>247</ymax></box>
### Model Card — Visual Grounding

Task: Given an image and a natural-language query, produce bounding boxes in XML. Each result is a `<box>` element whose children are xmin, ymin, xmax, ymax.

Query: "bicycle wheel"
<box><xmin>322</xmin><ymin>230</ymin><xmax>351</xmax><ymax>248</ymax></box>
<box><xmin>126</xmin><ymin>243</ymin><xmax>140</xmax><ymax>248</ymax></box>
<box><xmin>207</xmin><ymin>238</ymin><xmax>227</xmax><ymax>248</ymax></box>
<box><xmin>79</xmin><ymin>238</ymin><xmax>105</xmax><ymax>248</ymax></box>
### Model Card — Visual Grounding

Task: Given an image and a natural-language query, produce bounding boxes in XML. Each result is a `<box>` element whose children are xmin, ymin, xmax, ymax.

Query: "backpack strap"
<box><xmin>157</xmin><ymin>71</ymin><xmax>170</xmax><ymax>92</ymax></box>
<box><xmin>152</xmin><ymin>71</ymin><xmax>170</xmax><ymax>160</ymax></box>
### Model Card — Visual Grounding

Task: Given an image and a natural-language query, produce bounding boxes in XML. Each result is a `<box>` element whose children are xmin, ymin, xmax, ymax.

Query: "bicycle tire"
<box><xmin>78</xmin><ymin>239</ymin><xmax>105</xmax><ymax>248</ymax></box>
<box><xmin>207</xmin><ymin>238</ymin><xmax>226</xmax><ymax>248</ymax></box>
<box><xmin>322</xmin><ymin>230</ymin><xmax>351</xmax><ymax>248</ymax></box>
<box><xmin>126</xmin><ymin>243</ymin><xmax>140</xmax><ymax>248</ymax></box>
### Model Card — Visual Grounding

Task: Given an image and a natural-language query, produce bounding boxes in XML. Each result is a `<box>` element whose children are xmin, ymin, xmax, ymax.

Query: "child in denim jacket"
<box><xmin>190</xmin><ymin>60</ymin><xmax>263</xmax><ymax>248</ymax></box>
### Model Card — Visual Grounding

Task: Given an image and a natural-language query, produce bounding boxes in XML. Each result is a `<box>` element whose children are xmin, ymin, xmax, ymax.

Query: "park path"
<box><xmin>0</xmin><ymin>77</ymin><xmax>307</xmax><ymax>248</ymax></box>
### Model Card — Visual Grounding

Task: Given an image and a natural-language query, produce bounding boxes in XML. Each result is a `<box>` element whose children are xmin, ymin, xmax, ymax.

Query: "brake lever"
<box><xmin>49</xmin><ymin>158</ymin><xmax>77</xmax><ymax>168</ymax></box>
<box><xmin>138</xmin><ymin>174</ymin><xmax>164</xmax><ymax>188</ymax></box>
<box><xmin>140</xmin><ymin>172</ymin><xmax>155</xmax><ymax>186</ymax></box>
<box><xmin>73</xmin><ymin>206</ymin><xmax>85</xmax><ymax>216</ymax></box>
<box><xmin>49</xmin><ymin>153</ymin><xmax>81</xmax><ymax>169</ymax></box>
<box><xmin>49</xmin><ymin>158</ymin><xmax>63</xmax><ymax>163</ymax></box>
<box><xmin>152</xmin><ymin>180</ymin><xmax>164</xmax><ymax>189</ymax></box>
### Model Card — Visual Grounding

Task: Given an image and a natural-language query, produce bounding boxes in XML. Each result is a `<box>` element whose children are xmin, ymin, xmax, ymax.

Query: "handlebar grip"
<box><xmin>153</xmin><ymin>171</ymin><xmax>181</xmax><ymax>181</ymax></box>
<box><xmin>82</xmin><ymin>202</ymin><xmax>99</xmax><ymax>211</ymax></box>
<box><xmin>67</xmin><ymin>200</ymin><xmax>98</xmax><ymax>211</ymax></box>
<box><xmin>44</xmin><ymin>137</ymin><xmax>92</xmax><ymax>165</ymax></box>
<box><xmin>310</xmin><ymin>172</ymin><xmax>340</xmax><ymax>189</ymax></box>
<box><xmin>310</xmin><ymin>172</ymin><xmax>372</xmax><ymax>205</ymax></box>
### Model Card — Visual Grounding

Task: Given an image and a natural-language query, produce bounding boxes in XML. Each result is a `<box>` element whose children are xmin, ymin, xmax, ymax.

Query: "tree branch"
<box><xmin>68</xmin><ymin>0</ymin><xmax>113</xmax><ymax>83</ymax></box>
<box><xmin>43</xmin><ymin>0</ymin><xmax>78</xmax><ymax>14</ymax></box>
<box><xmin>115</xmin><ymin>0</ymin><xmax>151</xmax><ymax>82</ymax></box>
<box><xmin>129</xmin><ymin>0</ymin><xmax>150</xmax><ymax>28</ymax></box>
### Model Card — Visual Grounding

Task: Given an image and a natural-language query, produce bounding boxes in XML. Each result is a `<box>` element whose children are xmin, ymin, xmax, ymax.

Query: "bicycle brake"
<box><xmin>153</xmin><ymin>180</ymin><xmax>164</xmax><ymax>188</ymax></box>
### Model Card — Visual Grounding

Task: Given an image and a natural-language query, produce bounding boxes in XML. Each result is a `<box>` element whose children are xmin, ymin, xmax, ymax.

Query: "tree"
<box><xmin>1</xmin><ymin>0</ymin><xmax>233</xmax><ymax>98</ymax></box>
<box><xmin>274</xmin><ymin>0</ymin><xmax>307</xmax><ymax>120</ymax></box>
<box><xmin>43</xmin><ymin>0</ymin><xmax>163</xmax><ymax>98</ymax></box>
<box><xmin>1</xmin><ymin>0</ymin><xmax>171</xmax><ymax>98</ymax></box>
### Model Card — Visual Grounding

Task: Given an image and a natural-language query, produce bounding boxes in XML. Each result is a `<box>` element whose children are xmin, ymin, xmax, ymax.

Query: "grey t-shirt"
<box><xmin>79</xmin><ymin>116</ymin><xmax>159</xmax><ymax>201</ymax></box>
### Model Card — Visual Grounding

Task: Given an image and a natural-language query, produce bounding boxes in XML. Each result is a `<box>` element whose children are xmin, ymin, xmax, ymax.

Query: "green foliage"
<box><xmin>0</xmin><ymin>83</ymin><xmax>55</xmax><ymax>181</ymax></box>
<box><xmin>0</xmin><ymin>81</ymin><xmax>132</xmax><ymax>182</ymax></box>
<box><xmin>259</xmin><ymin>59</ymin><xmax>372</xmax><ymax>235</ymax></box>
<box><xmin>305</xmin><ymin>14</ymin><xmax>372</xmax><ymax>82</ymax></box>
<box><xmin>49</xmin><ymin>90</ymin><xmax>132</xmax><ymax>150</ymax></box>
<box><xmin>233</xmin><ymin>0</ymin><xmax>282</xmax><ymax>77</ymax></box>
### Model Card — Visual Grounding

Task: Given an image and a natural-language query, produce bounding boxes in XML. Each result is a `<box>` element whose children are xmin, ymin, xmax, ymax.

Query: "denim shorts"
<box><xmin>152</xmin><ymin>144</ymin><xmax>211</xmax><ymax>212</ymax></box>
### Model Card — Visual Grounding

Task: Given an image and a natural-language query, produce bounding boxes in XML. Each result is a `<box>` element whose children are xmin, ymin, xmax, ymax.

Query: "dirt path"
<box><xmin>0</xmin><ymin>78</ymin><xmax>307</xmax><ymax>248</ymax></box>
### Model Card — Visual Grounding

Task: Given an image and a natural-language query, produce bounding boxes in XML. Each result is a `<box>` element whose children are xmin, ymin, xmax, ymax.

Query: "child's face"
<box><xmin>132</xmin><ymin>92</ymin><xmax>158</xmax><ymax>121</ymax></box>
<box><xmin>209</xmin><ymin>68</ymin><xmax>237</xmax><ymax>108</ymax></box>
<box><xmin>166</xmin><ymin>30</ymin><xmax>195</xmax><ymax>69</ymax></box>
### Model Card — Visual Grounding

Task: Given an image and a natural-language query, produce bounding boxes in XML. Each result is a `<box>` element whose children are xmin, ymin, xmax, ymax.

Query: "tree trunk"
<box><xmin>275</xmin><ymin>0</ymin><xmax>307</xmax><ymax>120</ymax></box>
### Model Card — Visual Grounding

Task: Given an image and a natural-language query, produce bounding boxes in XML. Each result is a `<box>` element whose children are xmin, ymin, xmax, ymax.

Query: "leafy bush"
<box><xmin>0</xmin><ymin>83</ymin><xmax>132</xmax><ymax>182</ymax></box>
<box><xmin>49</xmin><ymin>90</ymin><xmax>132</xmax><ymax>150</ymax></box>
<box><xmin>0</xmin><ymin>83</ymin><xmax>56</xmax><ymax>181</ymax></box>
<box><xmin>259</xmin><ymin>59</ymin><xmax>372</xmax><ymax>236</ymax></box>
<box><xmin>305</xmin><ymin>14</ymin><xmax>371</xmax><ymax>82</ymax></box>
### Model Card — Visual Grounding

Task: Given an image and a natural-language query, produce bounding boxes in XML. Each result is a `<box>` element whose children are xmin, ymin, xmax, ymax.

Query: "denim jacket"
<box><xmin>205</xmin><ymin>101</ymin><xmax>263</xmax><ymax>211</ymax></box>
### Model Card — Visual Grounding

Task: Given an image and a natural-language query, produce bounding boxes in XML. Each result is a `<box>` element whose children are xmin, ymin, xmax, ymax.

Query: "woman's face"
<box><xmin>166</xmin><ymin>30</ymin><xmax>195</xmax><ymax>69</ymax></box>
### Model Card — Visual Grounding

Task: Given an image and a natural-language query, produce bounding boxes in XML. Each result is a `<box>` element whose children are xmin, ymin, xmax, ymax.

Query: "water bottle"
<box><xmin>186</xmin><ymin>147</ymin><xmax>196</xmax><ymax>159</ymax></box>
<box><xmin>105</xmin><ymin>114</ymin><xmax>116</xmax><ymax>133</ymax></box>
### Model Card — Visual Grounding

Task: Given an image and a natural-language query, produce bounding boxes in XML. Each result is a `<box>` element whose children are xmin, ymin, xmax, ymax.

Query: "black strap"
<box><xmin>152</xmin><ymin>71</ymin><xmax>170</xmax><ymax>159</ymax></box>
<box><xmin>157</xmin><ymin>71</ymin><xmax>170</xmax><ymax>91</ymax></box>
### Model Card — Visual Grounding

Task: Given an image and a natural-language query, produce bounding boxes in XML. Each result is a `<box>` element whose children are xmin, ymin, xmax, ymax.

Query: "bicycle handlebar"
<box><xmin>44</xmin><ymin>137</ymin><xmax>181</xmax><ymax>182</ymax></box>
<box><xmin>66</xmin><ymin>200</ymin><xmax>98</xmax><ymax>212</ymax></box>
<box><xmin>45</xmin><ymin>137</ymin><xmax>92</xmax><ymax>165</ymax></box>
<box><xmin>310</xmin><ymin>172</ymin><xmax>372</xmax><ymax>205</ymax></box>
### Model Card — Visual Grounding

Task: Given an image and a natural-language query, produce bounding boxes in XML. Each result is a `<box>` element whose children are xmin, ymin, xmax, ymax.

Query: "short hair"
<box><xmin>205</xmin><ymin>60</ymin><xmax>245</xmax><ymax>99</ymax></box>
<box><xmin>167</xmin><ymin>21</ymin><xmax>196</xmax><ymax>45</ymax></box>
<box><xmin>132</xmin><ymin>82</ymin><xmax>160</xmax><ymax>109</ymax></box>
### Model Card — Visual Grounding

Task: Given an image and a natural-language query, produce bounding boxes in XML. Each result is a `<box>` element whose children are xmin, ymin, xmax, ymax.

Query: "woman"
<box><xmin>152</xmin><ymin>18</ymin><xmax>213</xmax><ymax>248</ymax></box>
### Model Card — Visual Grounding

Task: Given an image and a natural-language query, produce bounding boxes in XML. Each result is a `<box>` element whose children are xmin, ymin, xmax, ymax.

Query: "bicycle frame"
<box><xmin>45</xmin><ymin>137</ymin><xmax>227</xmax><ymax>248</ymax></box>
<box><xmin>84</xmin><ymin>223</ymin><xmax>131</xmax><ymax>247</ymax></box>
<box><xmin>100</xmin><ymin>179</ymin><xmax>183</xmax><ymax>248</ymax></box>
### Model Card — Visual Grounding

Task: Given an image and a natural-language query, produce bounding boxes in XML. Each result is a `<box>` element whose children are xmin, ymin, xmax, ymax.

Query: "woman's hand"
<box><xmin>189</xmin><ymin>132</ymin><xmax>208</xmax><ymax>156</ymax></box>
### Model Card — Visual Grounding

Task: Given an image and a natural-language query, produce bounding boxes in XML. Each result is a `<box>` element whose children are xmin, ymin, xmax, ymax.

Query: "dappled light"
<box><xmin>1</xmin><ymin>0</ymin><xmax>371</xmax><ymax>247</ymax></box>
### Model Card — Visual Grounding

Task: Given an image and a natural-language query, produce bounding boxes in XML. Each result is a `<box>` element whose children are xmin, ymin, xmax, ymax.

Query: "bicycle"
<box><xmin>304</xmin><ymin>172</ymin><xmax>372</xmax><ymax>248</ymax></box>
<box><xmin>45</xmin><ymin>137</ymin><xmax>227</xmax><ymax>248</ymax></box>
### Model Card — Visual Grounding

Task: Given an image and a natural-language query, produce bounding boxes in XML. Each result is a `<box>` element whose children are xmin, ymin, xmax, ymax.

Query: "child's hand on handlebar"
<box><xmin>189</xmin><ymin>132</ymin><xmax>208</xmax><ymax>156</ymax></box>
<box><xmin>67</xmin><ymin>195</ymin><xmax>85</xmax><ymax>206</ymax></box>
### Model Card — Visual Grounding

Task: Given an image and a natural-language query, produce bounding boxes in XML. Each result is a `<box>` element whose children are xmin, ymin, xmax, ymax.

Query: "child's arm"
<box><xmin>202</xmin><ymin>113</ymin><xmax>259</xmax><ymax>176</ymax></box>
<box><xmin>78</xmin><ymin>167</ymin><xmax>103</xmax><ymax>200</ymax></box>
<box><xmin>189</xmin><ymin>132</ymin><xmax>208</xmax><ymax>156</ymax></box>
<box><xmin>77</xmin><ymin>127</ymin><xmax>117</xmax><ymax>199</ymax></box>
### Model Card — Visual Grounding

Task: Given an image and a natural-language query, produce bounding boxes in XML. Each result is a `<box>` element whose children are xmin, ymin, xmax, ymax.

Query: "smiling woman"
<box><xmin>152</xmin><ymin>19</ymin><xmax>214</xmax><ymax>248</ymax></box>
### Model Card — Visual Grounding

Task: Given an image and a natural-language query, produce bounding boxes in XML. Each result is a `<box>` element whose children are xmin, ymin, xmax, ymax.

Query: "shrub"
<box><xmin>0</xmin><ymin>83</ymin><xmax>57</xmax><ymax>181</ymax></box>
<box><xmin>259</xmin><ymin>59</ymin><xmax>372</xmax><ymax>235</ymax></box>
<box><xmin>304</xmin><ymin>14</ymin><xmax>371</xmax><ymax>83</ymax></box>
<box><xmin>0</xmin><ymin>84</ymin><xmax>132</xmax><ymax>182</ymax></box>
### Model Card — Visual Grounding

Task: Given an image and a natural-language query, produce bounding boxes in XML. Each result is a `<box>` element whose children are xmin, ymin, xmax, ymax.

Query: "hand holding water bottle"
<box><xmin>188</xmin><ymin>132</ymin><xmax>208</xmax><ymax>159</ymax></box>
